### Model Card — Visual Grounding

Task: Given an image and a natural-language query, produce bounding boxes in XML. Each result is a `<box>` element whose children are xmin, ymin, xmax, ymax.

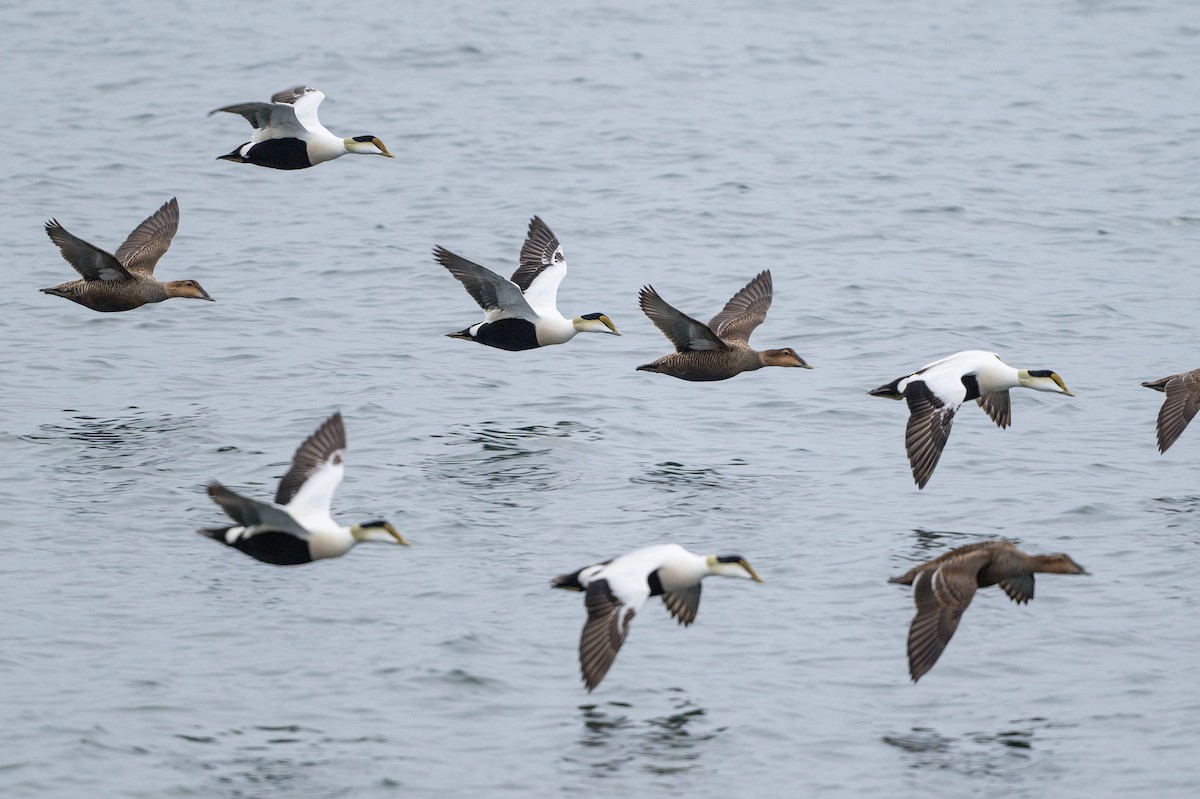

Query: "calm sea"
<box><xmin>2</xmin><ymin>0</ymin><xmax>1198</xmax><ymax>796</ymax></box>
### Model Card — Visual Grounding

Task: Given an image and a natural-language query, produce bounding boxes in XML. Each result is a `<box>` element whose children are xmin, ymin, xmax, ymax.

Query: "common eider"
<box><xmin>869</xmin><ymin>350</ymin><xmax>1074</xmax><ymax>489</ymax></box>
<box><xmin>636</xmin><ymin>270</ymin><xmax>811</xmax><ymax>381</ymax></box>
<box><xmin>211</xmin><ymin>86</ymin><xmax>393</xmax><ymax>170</ymax></box>
<box><xmin>435</xmin><ymin>216</ymin><xmax>620</xmax><ymax>351</ymax></box>
<box><xmin>888</xmin><ymin>540</ymin><xmax>1088</xmax><ymax>682</ymax></box>
<box><xmin>552</xmin><ymin>544</ymin><xmax>762</xmax><ymax>690</ymax></box>
<box><xmin>40</xmin><ymin>197</ymin><xmax>213</xmax><ymax>312</ymax></box>
<box><xmin>1142</xmin><ymin>369</ymin><xmax>1200</xmax><ymax>453</ymax></box>
<box><xmin>200</xmin><ymin>412</ymin><xmax>409</xmax><ymax>565</ymax></box>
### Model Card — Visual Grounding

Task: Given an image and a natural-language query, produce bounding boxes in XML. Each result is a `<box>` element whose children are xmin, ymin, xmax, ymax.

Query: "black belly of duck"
<box><xmin>219</xmin><ymin>138</ymin><xmax>313</xmax><ymax>170</ymax></box>
<box><xmin>199</xmin><ymin>527</ymin><xmax>314</xmax><ymax>565</ymax></box>
<box><xmin>452</xmin><ymin>318</ymin><xmax>541</xmax><ymax>351</ymax></box>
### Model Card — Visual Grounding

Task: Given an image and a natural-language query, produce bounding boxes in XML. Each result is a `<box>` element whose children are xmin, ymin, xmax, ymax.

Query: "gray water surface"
<box><xmin>2</xmin><ymin>0</ymin><xmax>1199</xmax><ymax>796</ymax></box>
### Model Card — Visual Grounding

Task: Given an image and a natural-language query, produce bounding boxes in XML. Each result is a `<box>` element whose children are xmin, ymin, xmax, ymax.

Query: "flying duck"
<box><xmin>1142</xmin><ymin>369</ymin><xmax>1200</xmax><ymax>453</ymax></box>
<box><xmin>636</xmin><ymin>270</ymin><xmax>811</xmax><ymax>381</ymax></box>
<box><xmin>199</xmin><ymin>412</ymin><xmax>409</xmax><ymax>565</ymax></box>
<box><xmin>435</xmin><ymin>216</ymin><xmax>620</xmax><ymax>351</ymax></box>
<box><xmin>869</xmin><ymin>350</ymin><xmax>1074</xmax><ymax>489</ymax></box>
<box><xmin>40</xmin><ymin>197</ymin><xmax>213</xmax><ymax>312</ymax></box>
<box><xmin>552</xmin><ymin>544</ymin><xmax>762</xmax><ymax>690</ymax></box>
<box><xmin>889</xmin><ymin>540</ymin><xmax>1088</xmax><ymax>682</ymax></box>
<box><xmin>211</xmin><ymin>86</ymin><xmax>393</xmax><ymax>170</ymax></box>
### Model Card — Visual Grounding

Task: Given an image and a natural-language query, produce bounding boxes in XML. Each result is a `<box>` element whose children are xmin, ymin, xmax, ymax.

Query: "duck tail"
<box><xmin>551</xmin><ymin>569</ymin><xmax>586</xmax><ymax>591</ymax></box>
<box><xmin>39</xmin><ymin>287</ymin><xmax>70</xmax><ymax>298</ymax></box>
<box><xmin>446</xmin><ymin>328</ymin><xmax>474</xmax><ymax>341</ymax></box>
<box><xmin>635</xmin><ymin>363</ymin><xmax>659</xmax><ymax>373</ymax></box>
<box><xmin>197</xmin><ymin>526</ymin><xmax>232</xmax><ymax>544</ymax></box>
<box><xmin>216</xmin><ymin>146</ymin><xmax>248</xmax><ymax>163</ymax></box>
<box><xmin>1142</xmin><ymin>377</ymin><xmax>1171</xmax><ymax>392</ymax></box>
<box><xmin>869</xmin><ymin>377</ymin><xmax>904</xmax><ymax>399</ymax></box>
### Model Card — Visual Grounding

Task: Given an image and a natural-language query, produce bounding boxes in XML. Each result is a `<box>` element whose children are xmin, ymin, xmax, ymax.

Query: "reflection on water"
<box><xmin>630</xmin><ymin>459</ymin><xmax>748</xmax><ymax>492</ymax></box>
<box><xmin>423</xmin><ymin>421</ymin><xmax>601</xmax><ymax>496</ymax></box>
<box><xmin>883</xmin><ymin>717</ymin><xmax>1070</xmax><ymax>779</ymax></box>
<box><xmin>170</xmin><ymin>724</ymin><xmax>387</xmax><ymax>796</ymax></box>
<box><xmin>21</xmin><ymin>407</ymin><xmax>204</xmax><ymax>475</ymax></box>
<box><xmin>564</xmin><ymin>692</ymin><xmax>722</xmax><ymax>777</ymax></box>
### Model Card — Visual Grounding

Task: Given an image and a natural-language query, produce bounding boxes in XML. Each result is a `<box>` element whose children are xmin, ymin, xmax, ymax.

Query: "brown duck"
<box><xmin>636</xmin><ymin>270</ymin><xmax>811</xmax><ymax>381</ymax></box>
<box><xmin>888</xmin><ymin>540</ymin><xmax>1088</xmax><ymax>682</ymax></box>
<box><xmin>40</xmin><ymin>197</ymin><xmax>213</xmax><ymax>312</ymax></box>
<box><xmin>1142</xmin><ymin>369</ymin><xmax>1200</xmax><ymax>453</ymax></box>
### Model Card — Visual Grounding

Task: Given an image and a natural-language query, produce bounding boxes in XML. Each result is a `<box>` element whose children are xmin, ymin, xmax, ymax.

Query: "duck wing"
<box><xmin>976</xmin><ymin>390</ymin><xmax>1011</xmax><ymax>429</ymax></box>
<box><xmin>660</xmin><ymin>582</ymin><xmax>702</xmax><ymax>626</ymax></box>
<box><xmin>638</xmin><ymin>285</ymin><xmax>727</xmax><ymax>352</ymax></box>
<box><xmin>435</xmin><ymin>246</ymin><xmax>537</xmax><ymax>322</ymax></box>
<box><xmin>209</xmin><ymin>86</ymin><xmax>322</xmax><ymax>139</ymax></box>
<box><xmin>275</xmin><ymin>412</ymin><xmax>347</xmax><ymax>520</ymax></box>
<box><xmin>903</xmin><ymin>381</ymin><xmax>959</xmax><ymax>490</ymax></box>
<box><xmin>706</xmin><ymin>270</ymin><xmax>773</xmax><ymax>344</ymax></box>
<box><xmin>579</xmin><ymin>574</ymin><xmax>650</xmax><ymax>691</ymax></box>
<box><xmin>207</xmin><ymin>482</ymin><xmax>310</xmax><ymax>539</ymax></box>
<box><xmin>511</xmin><ymin>216</ymin><xmax>567</xmax><ymax>314</ymax></box>
<box><xmin>44</xmin><ymin>221</ymin><xmax>135</xmax><ymax>282</ymax></box>
<box><xmin>114</xmin><ymin>197</ymin><xmax>179</xmax><ymax>276</ymax></box>
<box><xmin>1154</xmin><ymin>371</ymin><xmax>1200</xmax><ymax>453</ymax></box>
<box><xmin>905</xmin><ymin>548</ymin><xmax>991</xmax><ymax>681</ymax></box>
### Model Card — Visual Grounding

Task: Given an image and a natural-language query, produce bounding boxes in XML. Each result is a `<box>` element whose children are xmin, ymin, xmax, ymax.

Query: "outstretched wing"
<box><xmin>1155</xmin><ymin>373</ymin><xmax>1200</xmax><ymax>453</ymax></box>
<box><xmin>638</xmin><ymin>285</ymin><xmax>727</xmax><ymax>352</ymax></box>
<box><xmin>905</xmin><ymin>550</ymin><xmax>988</xmax><ymax>682</ymax></box>
<box><xmin>976</xmin><ymin>390</ymin><xmax>1011</xmax><ymax>429</ymax></box>
<box><xmin>707</xmin><ymin>270</ymin><xmax>773</xmax><ymax>344</ymax></box>
<box><xmin>511</xmin><ymin>216</ymin><xmax>567</xmax><ymax>314</ymax></box>
<box><xmin>275</xmin><ymin>412</ymin><xmax>347</xmax><ymax>517</ymax></box>
<box><xmin>207</xmin><ymin>482</ymin><xmax>310</xmax><ymax>540</ymax></box>
<box><xmin>44</xmin><ymin>221</ymin><xmax>135</xmax><ymax>282</ymax></box>
<box><xmin>903</xmin><ymin>381</ymin><xmax>958</xmax><ymax>490</ymax></box>
<box><xmin>434</xmin><ymin>246</ymin><xmax>537</xmax><ymax>321</ymax></box>
<box><xmin>209</xmin><ymin>86</ymin><xmax>323</xmax><ymax>139</ymax></box>
<box><xmin>661</xmin><ymin>582</ymin><xmax>702</xmax><ymax>626</ymax></box>
<box><xmin>579</xmin><ymin>576</ymin><xmax>650</xmax><ymax>691</ymax></box>
<box><xmin>114</xmin><ymin>197</ymin><xmax>179</xmax><ymax>275</ymax></box>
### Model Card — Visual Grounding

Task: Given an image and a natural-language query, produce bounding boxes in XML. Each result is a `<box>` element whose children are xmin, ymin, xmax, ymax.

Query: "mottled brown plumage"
<box><xmin>635</xmin><ymin>270</ymin><xmax>812</xmax><ymax>381</ymax></box>
<box><xmin>889</xmin><ymin>540</ymin><xmax>1088</xmax><ymax>682</ymax></box>
<box><xmin>40</xmin><ymin>197</ymin><xmax>214</xmax><ymax>312</ymax></box>
<box><xmin>1143</xmin><ymin>369</ymin><xmax>1200</xmax><ymax>453</ymax></box>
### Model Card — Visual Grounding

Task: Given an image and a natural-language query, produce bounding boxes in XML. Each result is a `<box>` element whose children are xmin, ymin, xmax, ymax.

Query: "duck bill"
<box><xmin>742</xmin><ymin>561</ymin><xmax>764</xmax><ymax>583</ymax></box>
<box><xmin>384</xmin><ymin>522</ymin><xmax>411</xmax><ymax>546</ymax></box>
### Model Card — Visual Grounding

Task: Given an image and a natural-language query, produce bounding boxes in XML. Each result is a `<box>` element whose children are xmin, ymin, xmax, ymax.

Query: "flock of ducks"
<box><xmin>35</xmin><ymin>86</ymin><xmax>1187</xmax><ymax>688</ymax></box>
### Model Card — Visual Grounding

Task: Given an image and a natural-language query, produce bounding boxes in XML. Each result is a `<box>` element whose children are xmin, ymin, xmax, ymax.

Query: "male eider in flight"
<box><xmin>552</xmin><ymin>544</ymin><xmax>762</xmax><ymax>690</ymax></box>
<box><xmin>636</xmin><ymin>270</ymin><xmax>811</xmax><ymax>381</ymax></box>
<box><xmin>889</xmin><ymin>540</ymin><xmax>1088</xmax><ymax>682</ymax></box>
<box><xmin>869</xmin><ymin>350</ymin><xmax>1074</xmax><ymax>489</ymax></box>
<box><xmin>199</xmin><ymin>412</ymin><xmax>409</xmax><ymax>565</ymax></box>
<box><xmin>1142</xmin><ymin>369</ymin><xmax>1200</xmax><ymax>453</ymax></box>
<box><xmin>434</xmin><ymin>216</ymin><xmax>620</xmax><ymax>351</ymax></box>
<box><xmin>210</xmin><ymin>86</ymin><xmax>393</xmax><ymax>170</ymax></box>
<box><xmin>40</xmin><ymin>197</ymin><xmax>214</xmax><ymax>312</ymax></box>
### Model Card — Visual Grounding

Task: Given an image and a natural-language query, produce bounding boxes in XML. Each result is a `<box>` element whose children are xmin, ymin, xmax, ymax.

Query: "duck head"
<box><xmin>1018</xmin><ymin>369</ymin><xmax>1074</xmax><ymax>396</ymax></box>
<box><xmin>350</xmin><ymin>519</ymin><xmax>410</xmax><ymax>545</ymax></box>
<box><xmin>164</xmin><ymin>280</ymin><xmax>215</xmax><ymax>301</ymax></box>
<box><xmin>707</xmin><ymin>554</ymin><xmax>764</xmax><ymax>582</ymax></box>
<box><xmin>760</xmin><ymin>347</ymin><xmax>812</xmax><ymax>369</ymax></box>
<box><xmin>345</xmin><ymin>135</ymin><xmax>394</xmax><ymax>157</ymax></box>
<box><xmin>573</xmin><ymin>313</ymin><xmax>621</xmax><ymax>336</ymax></box>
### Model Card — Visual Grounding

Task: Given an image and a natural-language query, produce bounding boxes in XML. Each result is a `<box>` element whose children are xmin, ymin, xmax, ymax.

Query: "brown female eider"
<box><xmin>1142</xmin><ymin>369</ymin><xmax>1200</xmax><ymax>453</ymax></box>
<box><xmin>889</xmin><ymin>540</ymin><xmax>1088</xmax><ymax>682</ymax></box>
<box><xmin>636</xmin><ymin>270</ymin><xmax>811</xmax><ymax>381</ymax></box>
<box><xmin>40</xmin><ymin>197</ymin><xmax>213</xmax><ymax>312</ymax></box>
